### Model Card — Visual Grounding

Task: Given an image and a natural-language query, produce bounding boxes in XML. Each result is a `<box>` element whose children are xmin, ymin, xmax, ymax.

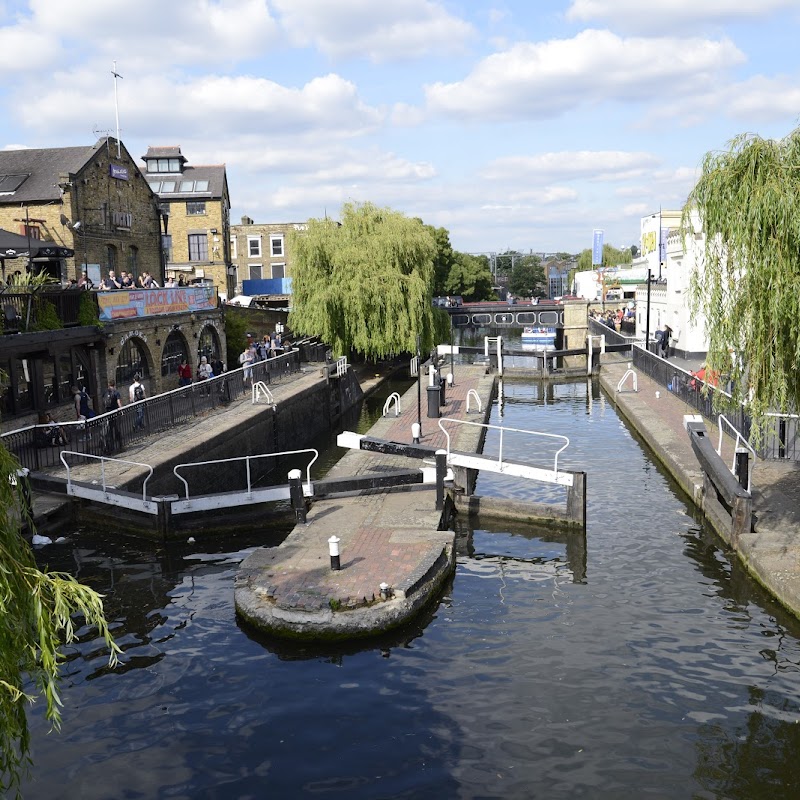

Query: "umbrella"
<box><xmin>0</xmin><ymin>227</ymin><xmax>74</xmax><ymax>260</ymax></box>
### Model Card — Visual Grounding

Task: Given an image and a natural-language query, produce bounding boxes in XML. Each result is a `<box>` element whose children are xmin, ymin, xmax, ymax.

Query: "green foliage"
<box><xmin>509</xmin><ymin>255</ymin><xmax>546</xmax><ymax>298</ymax></box>
<box><xmin>684</xmin><ymin>127</ymin><xmax>800</xmax><ymax>428</ymax></box>
<box><xmin>288</xmin><ymin>202</ymin><xmax>439</xmax><ymax>358</ymax></box>
<box><xmin>445</xmin><ymin>252</ymin><xmax>494</xmax><ymax>301</ymax></box>
<box><xmin>78</xmin><ymin>292</ymin><xmax>101</xmax><ymax>328</ymax></box>
<box><xmin>576</xmin><ymin>243</ymin><xmax>633</xmax><ymax>272</ymax></box>
<box><xmin>494</xmin><ymin>250</ymin><xmax>522</xmax><ymax>278</ymax></box>
<box><xmin>29</xmin><ymin>299</ymin><xmax>62</xmax><ymax>332</ymax></box>
<box><xmin>223</xmin><ymin>308</ymin><xmax>250</xmax><ymax>367</ymax></box>
<box><xmin>0</xmin><ymin>443</ymin><xmax>120</xmax><ymax>794</ymax></box>
<box><xmin>418</xmin><ymin>222</ymin><xmax>455</xmax><ymax>296</ymax></box>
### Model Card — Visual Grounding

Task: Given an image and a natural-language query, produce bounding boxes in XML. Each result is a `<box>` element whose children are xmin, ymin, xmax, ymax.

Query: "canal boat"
<box><xmin>521</xmin><ymin>326</ymin><xmax>556</xmax><ymax>350</ymax></box>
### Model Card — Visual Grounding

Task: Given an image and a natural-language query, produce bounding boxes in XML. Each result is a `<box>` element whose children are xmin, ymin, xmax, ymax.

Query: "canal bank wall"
<box><xmin>600</xmin><ymin>358</ymin><xmax>800</xmax><ymax>621</ymax></box>
<box><xmin>30</xmin><ymin>366</ymin><xmax>364</xmax><ymax>538</ymax></box>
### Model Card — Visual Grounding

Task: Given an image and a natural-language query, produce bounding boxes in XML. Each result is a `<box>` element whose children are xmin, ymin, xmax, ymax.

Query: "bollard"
<box><xmin>411</xmin><ymin>422</ymin><xmax>421</xmax><ymax>444</ymax></box>
<box><xmin>446</xmin><ymin>372</ymin><xmax>453</xmax><ymax>387</ymax></box>
<box><xmin>735</xmin><ymin>449</ymin><xmax>750</xmax><ymax>491</ymax></box>
<box><xmin>288</xmin><ymin>468</ymin><xmax>307</xmax><ymax>523</ymax></box>
<box><xmin>380</xmin><ymin>581</ymin><xmax>390</xmax><ymax>600</ymax></box>
<box><xmin>328</xmin><ymin>535</ymin><xmax>341</xmax><ymax>570</ymax></box>
<box><xmin>427</xmin><ymin>384</ymin><xmax>440</xmax><ymax>418</ymax></box>
<box><xmin>439</xmin><ymin>375</ymin><xmax>446</xmax><ymax>407</ymax></box>
<box><xmin>435</xmin><ymin>449</ymin><xmax>447</xmax><ymax>510</ymax></box>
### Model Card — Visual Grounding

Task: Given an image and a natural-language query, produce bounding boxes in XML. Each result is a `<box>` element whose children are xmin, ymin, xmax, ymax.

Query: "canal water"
<box><xmin>19</xmin><ymin>376</ymin><xmax>800</xmax><ymax>799</ymax></box>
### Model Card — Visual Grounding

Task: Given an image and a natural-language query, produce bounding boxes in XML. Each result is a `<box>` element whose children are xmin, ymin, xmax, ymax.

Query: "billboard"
<box><xmin>97</xmin><ymin>286</ymin><xmax>217</xmax><ymax>321</ymax></box>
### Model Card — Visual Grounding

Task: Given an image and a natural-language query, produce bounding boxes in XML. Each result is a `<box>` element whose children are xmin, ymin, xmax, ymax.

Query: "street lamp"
<box><xmin>158</xmin><ymin>203</ymin><xmax>170</xmax><ymax>282</ymax></box>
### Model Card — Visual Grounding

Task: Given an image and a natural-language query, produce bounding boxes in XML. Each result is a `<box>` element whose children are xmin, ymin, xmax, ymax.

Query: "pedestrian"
<box><xmin>102</xmin><ymin>379</ymin><xmax>123</xmax><ymax>453</ymax></box>
<box><xmin>129</xmin><ymin>374</ymin><xmax>146</xmax><ymax>430</ymax></box>
<box><xmin>178</xmin><ymin>357</ymin><xmax>192</xmax><ymax>386</ymax></box>
<box><xmin>239</xmin><ymin>345</ymin><xmax>254</xmax><ymax>386</ymax></box>
<box><xmin>198</xmin><ymin>356</ymin><xmax>214</xmax><ymax>381</ymax></box>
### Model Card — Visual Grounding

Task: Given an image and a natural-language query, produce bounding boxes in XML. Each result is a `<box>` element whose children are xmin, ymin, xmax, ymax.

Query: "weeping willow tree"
<box><xmin>1</xmin><ymin>442</ymin><xmax>120</xmax><ymax>794</ymax></box>
<box><xmin>288</xmin><ymin>202</ymin><xmax>444</xmax><ymax>358</ymax></box>
<box><xmin>684</xmin><ymin>129</ymin><xmax>800</xmax><ymax>430</ymax></box>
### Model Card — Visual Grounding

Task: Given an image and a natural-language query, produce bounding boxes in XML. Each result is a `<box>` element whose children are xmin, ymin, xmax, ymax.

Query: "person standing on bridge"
<box><xmin>178</xmin><ymin>357</ymin><xmax>192</xmax><ymax>387</ymax></box>
<box><xmin>129</xmin><ymin>374</ymin><xmax>146</xmax><ymax>430</ymax></box>
<box><xmin>102</xmin><ymin>379</ymin><xmax>123</xmax><ymax>454</ymax></box>
<box><xmin>239</xmin><ymin>345</ymin><xmax>255</xmax><ymax>386</ymax></box>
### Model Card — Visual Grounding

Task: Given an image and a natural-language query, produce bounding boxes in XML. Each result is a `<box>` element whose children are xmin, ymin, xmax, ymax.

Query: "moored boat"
<box><xmin>521</xmin><ymin>326</ymin><xmax>556</xmax><ymax>349</ymax></box>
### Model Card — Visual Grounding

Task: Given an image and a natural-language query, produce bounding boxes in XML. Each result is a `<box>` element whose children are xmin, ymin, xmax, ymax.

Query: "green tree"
<box><xmin>576</xmin><ymin>243</ymin><xmax>633</xmax><ymax>272</ymax></box>
<box><xmin>417</xmin><ymin>223</ymin><xmax>455</xmax><ymax>296</ymax></box>
<box><xmin>445</xmin><ymin>252</ymin><xmax>495</xmax><ymax>301</ymax></box>
<box><xmin>0</xmin><ymin>445</ymin><xmax>120</xmax><ymax>794</ymax></box>
<box><xmin>509</xmin><ymin>254</ymin><xmax>547</xmax><ymax>298</ymax></box>
<box><xmin>684</xmin><ymin>128</ymin><xmax>800</xmax><ymax>425</ymax></box>
<box><xmin>288</xmin><ymin>202</ymin><xmax>439</xmax><ymax>358</ymax></box>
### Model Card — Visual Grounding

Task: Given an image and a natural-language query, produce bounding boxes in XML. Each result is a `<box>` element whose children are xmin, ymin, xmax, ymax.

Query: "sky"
<box><xmin>1</xmin><ymin>0</ymin><xmax>799</xmax><ymax>256</ymax></box>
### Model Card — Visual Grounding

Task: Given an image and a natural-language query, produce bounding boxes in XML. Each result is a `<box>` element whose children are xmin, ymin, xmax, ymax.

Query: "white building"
<box><xmin>634</xmin><ymin>209</ymin><xmax>708</xmax><ymax>360</ymax></box>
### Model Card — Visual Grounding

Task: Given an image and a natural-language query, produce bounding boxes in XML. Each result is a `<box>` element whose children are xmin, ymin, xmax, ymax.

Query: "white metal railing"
<box><xmin>383</xmin><ymin>392</ymin><xmax>401</xmax><ymax>417</ymax></box>
<box><xmin>336</xmin><ymin>357</ymin><xmax>348</xmax><ymax>378</ymax></box>
<box><xmin>410</xmin><ymin>355</ymin><xmax>419</xmax><ymax>376</ymax></box>
<box><xmin>484</xmin><ymin>336</ymin><xmax>503</xmax><ymax>376</ymax></box>
<box><xmin>718</xmin><ymin>414</ymin><xmax>755</xmax><ymax>493</ymax></box>
<box><xmin>466</xmin><ymin>389</ymin><xmax>482</xmax><ymax>413</ymax></box>
<box><xmin>252</xmin><ymin>381</ymin><xmax>275</xmax><ymax>404</ymax></box>
<box><xmin>617</xmin><ymin>368</ymin><xmax>638</xmax><ymax>393</ymax></box>
<box><xmin>173</xmin><ymin>448</ymin><xmax>318</xmax><ymax>500</ymax></box>
<box><xmin>437</xmin><ymin>417</ymin><xmax>570</xmax><ymax>475</ymax></box>
<box><xmin>59</xmin><ymin>451</ymin><xmax>153</xmax><ymax>502</ymax></box>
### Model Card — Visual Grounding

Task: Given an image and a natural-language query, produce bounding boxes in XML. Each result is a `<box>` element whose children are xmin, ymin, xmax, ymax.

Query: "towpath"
<box><xmin>600</xmin><ymin>358</ymin><xmax>800</xmax><ymax>620</ymax></box>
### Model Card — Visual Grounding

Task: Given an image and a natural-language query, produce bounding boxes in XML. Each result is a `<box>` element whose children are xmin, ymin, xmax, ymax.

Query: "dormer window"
<box><xmin>147</xmin><ymin>158</ymin><xmax>182</xmax><ymax>173</ymax></box>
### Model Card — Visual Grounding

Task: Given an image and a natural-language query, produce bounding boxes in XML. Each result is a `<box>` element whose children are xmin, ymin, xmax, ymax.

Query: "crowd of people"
<box><xmin>238</xmin><ymin>331</ymin><xmax>288</xmax><ymax>385</ymax></box>
<box><xmin>590</xmin><ymin>305</ymin><xmax>636</xmax><ymax>333</ymax></box>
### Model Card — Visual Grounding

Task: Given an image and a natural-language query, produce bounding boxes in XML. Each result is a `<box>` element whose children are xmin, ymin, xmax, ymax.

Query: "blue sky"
<box><xmin>1</xmin><ymin>0</ymin><xmax>799</xmax><ymax>255</ymax></box>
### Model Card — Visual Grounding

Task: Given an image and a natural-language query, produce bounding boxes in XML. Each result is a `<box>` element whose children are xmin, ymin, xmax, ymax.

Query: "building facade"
<box><xmin>230</xmin><ymin>216</ymin><xmax>306</xmax><ymax>294</ymax></box>
<box><xmin>0</xmin><ymin>137</ymin><xmax>162</xmax><ymax>285</ymax></box>
<box><xmin>142</xmin><ymin>147</ymin><xmax>233</xmax><ymax>300</ymax></box>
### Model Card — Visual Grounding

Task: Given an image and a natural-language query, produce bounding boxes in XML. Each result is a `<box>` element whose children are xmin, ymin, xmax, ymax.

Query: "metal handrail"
<box><xmin>336</xmin><ymin>356</ymin><xmax>348</xmax><ymax>378</ymax></box>
<box><xmin>59</xmin><ymin>450</ymin><xmax>153</xmax><ymax>501</ymax></box>
<box><xmin>718</xmin><ymin>414</ymin><xmax>755</xmax><ymax>493</ymax></box>
<box><xmin>437</xmin><ymin>417</ymin><xmax>569</xmax><ymax>475</ymax></box>
<box><xmin>383</xmin><ymin>392</ymin><xmax>401</xmax><ymax>417</ymax></box>
<box><xmin>173</xmin><ymin>448</ymin><xmax>319</xmax><ymax>499</ymax></box>
<box><xmin>410</xmin><ymin>355</ymin><xmax>419</xmax><ymax>376</ymax></box>
<box><xmin>466</xmin><ymin>389</ymin><xmax>482</xmax><ymax>413</ymax></box>
<box><xmin>252</xmin><ymin>381</ymin><xmax>275</xmax><ymax>404</ymax></box>
<box><xmin>617</xmin><ymin>369</ymin><xmax>638</xmax><ymax>393</ymax></box>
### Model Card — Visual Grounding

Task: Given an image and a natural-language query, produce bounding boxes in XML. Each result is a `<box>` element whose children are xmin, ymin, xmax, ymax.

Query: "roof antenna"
<box><xmin>111</xmin><ymin>61</ymin><xmax>123</xmax><ymax>158</ymax></box>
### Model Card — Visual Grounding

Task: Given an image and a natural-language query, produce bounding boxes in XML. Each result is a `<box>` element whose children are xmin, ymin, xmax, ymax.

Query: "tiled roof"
<box><xmin>0</xmin><ymin>143</ymin><xmax>100</xmax><ymax>203</ymax></box>
<box><xmin>142</xmin><ymin>145</ymin><xmax>186</xmax><ymax>161</ymax></box>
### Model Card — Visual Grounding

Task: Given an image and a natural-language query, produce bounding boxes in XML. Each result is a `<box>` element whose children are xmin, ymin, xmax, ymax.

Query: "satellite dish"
<box><xmin>60</xmin><ymin>213</ymin><xmax>70</xmax><ymax>226</ymax></box>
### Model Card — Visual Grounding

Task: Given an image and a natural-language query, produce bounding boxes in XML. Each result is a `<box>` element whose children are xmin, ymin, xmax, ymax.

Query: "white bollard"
<box><xmin>411</xmin><ymin>422</ymin><xmax>421</xmax><ymax>443</ymax></box>
<box><xmin>328</xmin><ymin>535</ymin><xmax>341</xmax><ymax>570</ymax></box>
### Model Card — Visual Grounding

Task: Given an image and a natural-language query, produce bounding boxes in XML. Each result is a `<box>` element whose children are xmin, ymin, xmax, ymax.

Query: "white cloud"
<box><xmin>481</xmin><ymin>151</ymin><xmax>662</xmax><ymax>182</ymax></box>
<box><xmin>424</xmin><ymin>30</ymin><xmax>745</xmax><ymax>121</ymax></box>
<box><xmin>271</xmin><ymin>0</ymin><xmax>475</xmax><ymax>61</ymax></box>
<box><xmin>566</xmin><ymin>0</ymin><xmax>798</xmax><ymax>33</ymax></box>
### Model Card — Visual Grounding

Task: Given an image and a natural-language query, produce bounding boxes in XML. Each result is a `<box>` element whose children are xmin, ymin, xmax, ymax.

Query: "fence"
<box><xmin>1</xmin><ymin>349</ymin><xmax>302</xmax><ymax>472</ymax></box>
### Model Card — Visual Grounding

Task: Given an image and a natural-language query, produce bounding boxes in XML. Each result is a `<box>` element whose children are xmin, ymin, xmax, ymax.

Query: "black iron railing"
<box><xmin>2</xmin><ymin>349</ymin><xmax>302</xmax><ymax>471</ymax></box>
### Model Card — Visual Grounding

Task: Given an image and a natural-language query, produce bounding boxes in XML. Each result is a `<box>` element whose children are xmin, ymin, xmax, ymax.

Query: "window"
<box><xmin>161</xmin><ymin>331</ymin><xmax>188</xmax><ymax>378</ymax></box>
<box><xmin>117</xmin><ymin>337</ymin><xmax>150</xmax><ymax>387</ymax></box>
<box><xmin>107</xmin><ymin>244</ymin><xmax>117</xmax><ymax>271</ymax></box>
<box><xmin>198</xmin><ymin>326</ymin><xmax>220</xmax><ymax>362</ymax></box>
<box><xmin>148</xmin><ymin>181</ymin><xmax>161</xmax><ymax>192</ymax></box>
<box><xmin>148</xmin><ymin>158</ymin><xmax>182</xmax><ymax>173</ymax></box>
<box><xmin>128</xmin><ymin>245</ymin><xmax>138</xmax><ymax>277</ymax></box>
<box><xmin>160</xmin><ymin>181</ymin><xmax>176</xmax><ymax>192</ymax></box>
<box><xmin>230</xmin><ymin>236</ymin><xmax>237</xmax><ymax>259</ymax></box>
<box><xmin>270</xmin><ymin>234</ymin><xmax>284</xmax><ymax>257</ymax></box>
<box><xmin>22</xmin><ymin>225</ymin><xmax>41</xmax><ymax>240</ymax></box>
<box><xmin>188</xmin><ymin>233</ymin><xmax>208</xmax><ymax>261</ymax></box>
<box><xmin>249</xmin><ymin>265</ymin><xmax>262</xmax><ymax>280</ymax></box>
<box><xmin>180</xmin><ymin>181</ymin><xmax>194</xmax><ymax>192</ymax></box>
<box><xmin>186</xmin><ymin>201</ymin><xmax>206</xmax><ymax>215</ymax></box>
<box><xmin>247</xmin><ymin>235</ymin><xmax>261</xmax><ymax>257</ymax></box>
<box><xmin>271</xmin><ymin>263</ymin><xmax>285</xmax><ymax>279</ymax></box>
<box><xmin>195</xmin><ymin>180</ymin><xmax>209</xmax><ymax>192</ymax></box>
<box><xmin>162</xmin><ymin>234</ymin><xmax>173</xmax><ymax>263</ymax></box>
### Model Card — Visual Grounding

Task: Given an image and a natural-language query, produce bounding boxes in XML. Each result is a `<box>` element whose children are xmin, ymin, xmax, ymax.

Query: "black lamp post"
<box><xmin>159</xmin><ymin>203</ymin><xmax>170</xmax><ymax>282</ymax></box>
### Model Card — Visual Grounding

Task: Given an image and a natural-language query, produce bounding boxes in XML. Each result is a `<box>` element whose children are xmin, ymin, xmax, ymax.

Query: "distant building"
<box><xmin>230</xmin><ymin>216</ymin><xmax>307</xmax><ymax>295</ymax></box>
<box><xmin>142</xmin><ymin>146</ymin><xmax>233</xmax><ymax>299</ymax></box>
<box><xmin>0</xmin><ymin>137</ymin><xmax>161</xmax><ymax>284</ymax></box>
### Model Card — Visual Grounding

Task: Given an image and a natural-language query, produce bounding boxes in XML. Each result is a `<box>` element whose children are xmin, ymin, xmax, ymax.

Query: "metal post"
<box><xmin>449</xmin><ymin>318</ymin><xmax>455</xmax><ymax>386</ymax></box>
<box><xmin>288</xmin><ymin>468</ymin><xmax>307</xmax><ymax>523</ymax></box>
<box><xmin>734</xmin><ymin>450</ymin><xmax>749</xmax><ymax>492</ymax></box>
<box><xmin>328</xmin><ymin>535</ymin><xmax>341</xmax><ymax>570</ymax></box>
<box><xmin>435</xmin><ymin>449</ymin><xmax>447</xmax><ymax>510</ymax></box>
<box><xmin>645</xmin><ymin>269</ymin><xmax>652</xmax><ymax>353</ymax></box>
<box><xmin>416</xmin><ymin>334</ymin><xmax>421</xmax><ymax>440</ymax></box>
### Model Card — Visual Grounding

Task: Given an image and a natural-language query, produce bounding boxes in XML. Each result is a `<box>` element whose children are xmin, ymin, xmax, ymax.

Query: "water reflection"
<box><xmin>19</xmin><ymin>374</ymin><xmax>800</xmax><ymax>798</ymax></box>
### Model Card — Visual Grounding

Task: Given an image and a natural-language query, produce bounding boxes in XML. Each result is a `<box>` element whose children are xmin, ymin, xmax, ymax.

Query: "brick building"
<box><xmin>0</xmin><ymin>137</ymin><xmax>162</xmax><ymax>285</ymax></box>
<box><xmin>142</xmin><ymin>147</ymin><xmax>233</xmax><ymax>299</ymax></box>
<box><xmin>230</xmin><ymin>216</ymin><xmax>306</xmax><ymax>293</ymax></box>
